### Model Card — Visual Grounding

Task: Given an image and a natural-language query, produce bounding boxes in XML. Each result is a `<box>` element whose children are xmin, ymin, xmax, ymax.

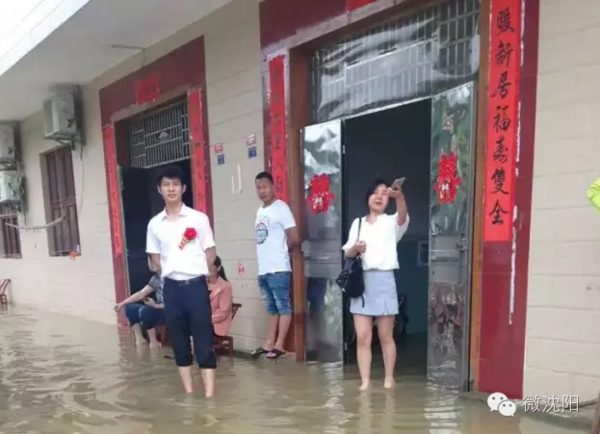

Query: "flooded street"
<box><xmin>0</xmin><ymin>308</ymin><xmax>587</xmax><ymax>434</ymax></box>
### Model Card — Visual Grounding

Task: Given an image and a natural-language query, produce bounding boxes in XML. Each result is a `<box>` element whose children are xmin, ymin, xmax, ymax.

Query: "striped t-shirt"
<box><xmin>148</xmin><ymin>275</ymin><xmax>164</xmax><ymax>304</ymax></box>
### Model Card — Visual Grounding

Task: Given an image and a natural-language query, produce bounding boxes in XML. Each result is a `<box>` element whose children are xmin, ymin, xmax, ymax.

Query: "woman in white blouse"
<box><xmin>342</xmin><ymin>179</ymin><xmax>409</xmax><ymax>390</ymax></box>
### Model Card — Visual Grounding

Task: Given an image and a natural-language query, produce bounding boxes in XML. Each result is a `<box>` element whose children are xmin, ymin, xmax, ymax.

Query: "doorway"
<box><xmin>301</xmin><ymin>83</ymin><xmax>477</xmax><ymax>390</ymax></box>
<box><xmin>121</xmin><ymin>159</ymin><xmax>193</xmax><ymax>295</ymax></box>
<box><xmin>118</xmin><ymin>97</ymin><xmax>194</xmax><ymax>297</ymax></box>
<box><xmin>342</xmin><ymin>100</ymin><xmax>432</xmax><ymax>373</ymax></box>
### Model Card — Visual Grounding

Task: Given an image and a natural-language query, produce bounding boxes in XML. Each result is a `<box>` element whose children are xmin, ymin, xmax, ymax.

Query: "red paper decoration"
<box><xmin>434</xmin><ymin>152</ymin><xmax>461</xmax><ymax>204</ymax></box>
<box><xmin>307</xmin><ymin>174</ymin><xmax>335</xmax><ymax>214</ymax></box>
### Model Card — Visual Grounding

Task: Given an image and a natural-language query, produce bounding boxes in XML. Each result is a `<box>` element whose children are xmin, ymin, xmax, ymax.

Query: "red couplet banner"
<box><xmin>483</xmin><ymin>0</ymin><xmax>522</xmax><ymax>242</ymax></box>
<box><xmin>188</xmin><ymin>88</ymin><xmax>208</xmax><ymax>215</ymax></box>
<box><xmin>103</xmin><ymin>125</ymin><xmax>123</xmax><ymax>256</ymax></box>
<box><xmin>268</xmin><ymin>55</ymin><xmax>289</xmax><ymax>203</ymax></box>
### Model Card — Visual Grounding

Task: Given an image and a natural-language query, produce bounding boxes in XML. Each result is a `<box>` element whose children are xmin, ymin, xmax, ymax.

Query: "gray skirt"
<box><xmin>349</xmin><ymin>270</ymin><xmax>398</xmax><ymax>317</ymax></box>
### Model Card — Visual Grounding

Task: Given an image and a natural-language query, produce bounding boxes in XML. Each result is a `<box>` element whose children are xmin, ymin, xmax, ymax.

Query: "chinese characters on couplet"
<box><xmin>484</xmin><ymin>2</ymin><xmax>521</xmax><ymax>242</ymax></box>
<box><xmin>103</xmin><ymin>126</ymin><xmax>123</xmax><ymax>256</ymax></box>
<box><xmin>523</xmin><ymin>395</ymin><xmax>579</xmax><ymax>414</ymax></box>
<box><xmin>269</xmin><ymin>55</ymin><xmax>288</xmax><ymax>202</ymax></box>
<box><xmin>188</xmin><ymin>89</ymin><xmax>207</xmax><ymax>214</ymax></box>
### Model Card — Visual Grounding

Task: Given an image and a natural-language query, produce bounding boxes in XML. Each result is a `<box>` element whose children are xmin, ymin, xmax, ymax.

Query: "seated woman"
<box><xmin>114</xmin><ymin>256</ymin><xmax>165</xmax><ymax>348</ymax></box>
<box><xmin>208</xmin><ymin>256</ymin><xmax>233</xmax><ymax>337</ymax></box>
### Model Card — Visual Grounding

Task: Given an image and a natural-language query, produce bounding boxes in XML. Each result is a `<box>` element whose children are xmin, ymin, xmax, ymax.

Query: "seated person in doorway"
<box><xmin>208</xmin><ymin>256</ymin><xmax>233</xmax><ymax>337</ymax></box>
<box><xmin>114</xmin><ymin>256</ymin><xmax>165</xmax><ymax>348</ymax></box>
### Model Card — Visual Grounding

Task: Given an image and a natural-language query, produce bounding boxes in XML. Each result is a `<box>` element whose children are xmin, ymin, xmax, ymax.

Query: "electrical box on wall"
<box><xmin>0</xmin><ymin>170</ymin><xmax>20</xmax><ymax>203</ymax></box>
<box><xmin>43</xmin><ymin>88</ymin><xmax>77</xmax><ymax>140</ymax></box>
<box><xmin>0</xmin><ymin>123</ymin><xmax>16</xmax><ymax>162</ymax></box>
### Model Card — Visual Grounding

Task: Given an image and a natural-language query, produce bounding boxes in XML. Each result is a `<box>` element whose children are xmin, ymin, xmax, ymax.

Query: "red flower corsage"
<box><xmin>179</xmin><ymin>227</ymin><xmax>197</xmax><ymax>250</ymax></box>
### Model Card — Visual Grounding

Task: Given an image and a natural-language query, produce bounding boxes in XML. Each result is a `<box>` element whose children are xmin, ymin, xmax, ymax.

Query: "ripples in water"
<box><xmin>0</xmin><ymin>308</ymin><xmax>587</xmax><ymax>433</ymax></box>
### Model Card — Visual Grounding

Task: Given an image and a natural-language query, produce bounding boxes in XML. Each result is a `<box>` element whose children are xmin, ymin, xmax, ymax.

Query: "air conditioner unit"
<box><xmin>43</xmin><ymin>88</ymin><xmax>77</xmax><ymax>140</ymax></box>
<box><xmin>0</xmin><ymin>170</ymin><xmax>19</xmax><ymax>203</ymax></box>
<box><xmin>0</xmin><ymin>124</ymin><xmax>16</xmax><ymax>162</ymax></box>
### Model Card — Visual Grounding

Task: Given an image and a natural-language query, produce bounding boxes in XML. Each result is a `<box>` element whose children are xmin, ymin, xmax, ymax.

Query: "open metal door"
<box><xmin>427</xmin><ymin>83</ymin><xmax>476</xmax><ymax>389</ymax></box>
<box><xmin>301</xmin><ymin>120</ymin><xmax>344</xmax><ymax>364</ymax></box>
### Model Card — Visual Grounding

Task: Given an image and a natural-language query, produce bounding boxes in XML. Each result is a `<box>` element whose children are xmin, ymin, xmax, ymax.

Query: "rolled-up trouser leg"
<box><xmin>185</xmin><ymin>279</ymin><xmax>217</xmax><ymax>369</ymax></box>
<box><xmin>164</xmin><ymin>279</ymin><xmax>193</xmax><ymax>367</ymax></box>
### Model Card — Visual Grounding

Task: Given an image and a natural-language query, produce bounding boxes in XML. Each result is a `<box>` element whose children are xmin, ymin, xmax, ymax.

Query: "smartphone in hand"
<box><xmin>393</xmin><ymin>177</ymin><xmax>406</xmax><ymax>189</ymax></box>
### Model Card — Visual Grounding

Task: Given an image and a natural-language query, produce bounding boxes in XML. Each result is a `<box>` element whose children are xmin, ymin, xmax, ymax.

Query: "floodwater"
<box><xmin>0</xmin><ymin>307</ymin><xmax>587</xmax><ymax>434</ymax></box>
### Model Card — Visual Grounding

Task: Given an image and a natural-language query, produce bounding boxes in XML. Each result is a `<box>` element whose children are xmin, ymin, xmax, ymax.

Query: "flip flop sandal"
<box><xmin>251</xmin><ymin>347</ymin><xmax>269</xmax><ymax>358</ymax></box>
<box><xmin>266</xmin><ymin>349</ymin><xmax>285</xmax><ymax>359</ymax></box>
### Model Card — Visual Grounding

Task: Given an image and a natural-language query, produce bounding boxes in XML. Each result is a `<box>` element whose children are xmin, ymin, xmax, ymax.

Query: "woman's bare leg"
<box><xmin>354</xmin><ymin>314</ymin><xmax>373</xmax><ymax>390</ymax></box>
<box><xmin>377</xmin><ymin>315</ymin><xmax>396</xmax><ymax>388</ymax></box>
<box><xmin>131</xmin><ymin>324</ymin><xmax>146</xmax><ymax>346</ymax></box>
<box><xmin>147</xmin><ymin>328</ymin><xmax>160</xmax><ymax>348</ymax></box>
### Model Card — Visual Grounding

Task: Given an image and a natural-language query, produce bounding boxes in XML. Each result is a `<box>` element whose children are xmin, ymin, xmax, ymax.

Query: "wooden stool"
<box><xmin>159</xmin><ymin>303</ymin><xmax>242</xmax><ymax>358</ymax></box>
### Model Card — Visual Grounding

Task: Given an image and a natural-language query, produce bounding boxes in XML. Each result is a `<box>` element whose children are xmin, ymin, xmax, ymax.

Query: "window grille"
<box><xmin>127</xmin><ymin>100</ymin><xmax>190</xmax><ymax>169</ymax></box>
<box><xmin>311</xmin><ymin>0</ymin><xmax>480</xmax><ymax>122</ymax></box>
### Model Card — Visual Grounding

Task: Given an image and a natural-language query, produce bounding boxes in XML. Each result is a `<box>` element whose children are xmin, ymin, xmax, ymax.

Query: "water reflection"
<box><xmin>0</xmin><ymin>308</ymin><xmax>587</xmax><ymax>433</ymax></box>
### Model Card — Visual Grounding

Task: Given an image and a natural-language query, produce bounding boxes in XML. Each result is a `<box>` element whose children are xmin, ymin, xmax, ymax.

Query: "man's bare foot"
<box><xmin>383</xmin><ymin>378</ymin><xmax>395</xmax><ymax>389</ymax></box>
<box><xmin>359</xmin><ymin>381</ymin><xmax>370</xmax><ymax>391</ymax></box>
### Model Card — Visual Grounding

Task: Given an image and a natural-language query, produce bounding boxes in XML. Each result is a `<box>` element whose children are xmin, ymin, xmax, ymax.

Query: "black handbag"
<box><xmin>336</xmin><ymin>218</ymin><xmax>365</xmax><ymax>304</ymax></box>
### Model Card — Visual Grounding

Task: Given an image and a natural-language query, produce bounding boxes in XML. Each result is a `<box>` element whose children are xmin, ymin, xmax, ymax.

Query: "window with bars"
<box><xmin>0</xmin><ymin>205</ymin><xmax>21</xmax><ymax>258</ymax></box>
<box><xmin>127</xmin><ymin>99</ymin><xmax>190</xmax><ymax>169</ymax></box>
<box><xmin>40</xmin><ymin>147</ymin><xmax>80</xmax><ymax>256</ymax></box>
<box><xmin>311</xmin><ymin>0</ymin><xmax>480</xmax><ymax>122</ymax></box>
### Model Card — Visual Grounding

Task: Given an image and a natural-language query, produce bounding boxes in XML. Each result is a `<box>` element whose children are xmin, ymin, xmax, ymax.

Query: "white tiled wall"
<box><xmin>5</xmin><ymin>83</ymin><xmax>116</xmax><ymax>324</ymax></box>
<box><xmin>524</xmin><ymin>0</ymin><xmax>600</xmax><ymax>402</ymax></box>
<box><xmin>2</xmin><ymin>0</ymin><xmax>268</xmax><ymax>351</ymax></box>
<box><xmin>203</xmin><ymin>0</ymin><xmax>267</xmax><ymax>352</ymax></box>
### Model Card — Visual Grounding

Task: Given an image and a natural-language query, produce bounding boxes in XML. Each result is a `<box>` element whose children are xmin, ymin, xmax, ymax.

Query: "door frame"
<box><xmin>278</xmin><ymin>0</ymin><xmax>490</xmax><ymax>369</ymax></box>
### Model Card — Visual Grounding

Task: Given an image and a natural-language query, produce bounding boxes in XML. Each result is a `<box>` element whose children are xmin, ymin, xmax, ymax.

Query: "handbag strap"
<box><xmin>356</xmin><ymin>217</ymin><xmax>362</xmax><ymax>241</ymax></box>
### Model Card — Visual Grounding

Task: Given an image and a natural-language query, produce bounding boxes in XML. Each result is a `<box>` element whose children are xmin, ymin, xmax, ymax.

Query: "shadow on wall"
<box><xmin>344</xmin><ymin>100</ymin><xmax>432</xmax><ymax>334</ymax></box>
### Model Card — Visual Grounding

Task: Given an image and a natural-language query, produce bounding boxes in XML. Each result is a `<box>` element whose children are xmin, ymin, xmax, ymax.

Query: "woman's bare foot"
<box><xmin>383</xmin><ymin>377</ymin><xmax>395</xmax><ymax>389</ymax></box>
<box><xmin>359</xmin><ymin>381</ymin><xmax>370</xmax><ymax>391</ymax></box>
<box><xmin>132</xmin><ymin>325</ymin><xmax>146</xmax><ymax>347</ymax></box>
<box><xmin>147</xmin><ymin>329</ymin><xmax>161</xmax><ymax>349</ymax></box>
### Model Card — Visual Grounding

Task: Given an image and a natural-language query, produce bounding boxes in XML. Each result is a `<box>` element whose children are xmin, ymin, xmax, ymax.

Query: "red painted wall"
<box><xmin>99</xmin><ymin>36</ymin><xmax>212</xmax><ymax>306</ymax></box>
<box><xmin>259</xmin><ymin>0</ymin><xmax>346</xmax><ymax>48</ymax></box>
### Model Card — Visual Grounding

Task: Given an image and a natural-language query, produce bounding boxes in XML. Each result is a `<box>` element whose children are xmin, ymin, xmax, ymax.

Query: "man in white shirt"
<box><xmin>146</xmin><ymin>165</ymin><xmax>217</xmax><ymax>397</ymax></box>
<box><xmin>252</xmin><ymin>172</ymin><xmax>300</xmax><ymax>359</ymax></box>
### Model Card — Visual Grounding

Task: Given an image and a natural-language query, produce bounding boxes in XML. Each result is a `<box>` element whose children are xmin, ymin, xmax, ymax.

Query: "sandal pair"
<box><xmin>251</xmin><ymin>347</ymin><xmax>285</xmax><ymax>359</ymax></box>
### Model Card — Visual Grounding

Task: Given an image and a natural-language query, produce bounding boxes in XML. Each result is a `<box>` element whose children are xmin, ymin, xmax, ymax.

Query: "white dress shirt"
<box><xmin>146</xmin><ymin>205</ymin><xmax>215</xmax><ymax>280</ymax></box>
<box><xmin>342</xmin><ymin>213</ymin><xmax>410</xmax><ymax>271</ymax></box>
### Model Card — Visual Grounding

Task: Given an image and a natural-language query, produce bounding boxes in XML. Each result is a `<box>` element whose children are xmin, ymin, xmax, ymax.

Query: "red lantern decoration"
<box><xmin>434</xmin><ymin>152</ymin><xmax>461</xmax><ymax>204</ymax></box>
<box><xmin>307</xmin><ymin>174</ymin><xmax>335</xmax><ymax>214</ymax></box>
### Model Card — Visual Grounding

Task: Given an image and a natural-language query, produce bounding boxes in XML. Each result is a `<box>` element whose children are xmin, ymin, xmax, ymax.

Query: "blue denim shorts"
<box><xmin>258</xmin><ymin>272</ymin><xmax>292</xmax><ymax>315</ymax></box>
